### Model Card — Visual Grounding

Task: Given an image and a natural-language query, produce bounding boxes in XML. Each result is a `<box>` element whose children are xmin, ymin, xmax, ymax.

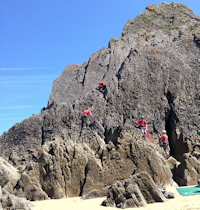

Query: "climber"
<box><xmin>158</xmin><ymin>130</ymin><xmax>170</xmax><ymax>158</ymax></box>
<box><xmin>98</xmin><ymin>82</ymin><xmax>107</xmax><ymax>97</ymax></box>
<box><xmin>81</xmin><ymin>109</ymin><xmax>93</xmax><ymax>128</ymax></box>
<box><xmin>157</xmin><ymin>186</ymin><xmax>174</xmax><ymax>199</ymax></box>
<box><xmin>134</xmin><ymin>116</ymin><xmax>148</xmax><ymax>133</ymax></box>
<box><xmin>99</xmin><ymin>82</ymin><xmax>106</xmax><ymax>91</ymax></box>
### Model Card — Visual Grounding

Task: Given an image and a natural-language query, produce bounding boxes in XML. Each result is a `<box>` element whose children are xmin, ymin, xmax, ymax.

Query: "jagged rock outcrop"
<box><xmin>102</xmin><ymin>172</ymin><xmax>166</xmax><ymax>208</ymax></box>
<box><xmin>0</xmin><ymin>2</ymin><xmax>200</xmax><ymax>202</ymax></box>
<box><xmin>0</xmin><ymin>157</ymin><xmax>20</xmax><ymax>195</ymax></box>
<box><xmin>174</xmin><ymin>153</ymin><xmax>200</xmax><ymax>186</ymax></box>
<box><xmin>0</xmin><ymin>187</ymin><xmax>33</xmax><ymax>210</ymax></box>
<box><xmin>3</xmin><ymin>128</ymin><xmax>173</xmax><ymax>200</ymax></box>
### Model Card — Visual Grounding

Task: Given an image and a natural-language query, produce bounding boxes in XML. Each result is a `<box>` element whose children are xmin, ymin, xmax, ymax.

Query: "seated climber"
<box><xmin>134</xmin><ymin>116</ymin><xmax>148</xmax><ymax>133</ymax></box>
<box><xmin>81</xmin><ymin>109</ymin><xmax>93</xmax><ymax>128</ymax></box>
<box><xmin>158</xmin><ymin>130</ymin><xmax>170</xmax><ymax>158</ymax></box>
<box><xmin>157</xmin><ymin>186</ymin><xmax>174</xmax><ymax>199</ymax></box>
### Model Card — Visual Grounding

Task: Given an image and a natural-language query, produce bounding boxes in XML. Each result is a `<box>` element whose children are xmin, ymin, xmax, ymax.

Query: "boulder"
<box><xmin>0</xmin><ymin>187</ymin><xmax>33</xmax><ymax>210</ymax></box>
<box><xmin>102</xmin><ymin>172</ymin><xmax>166</xmax><ymax>208</ymax></box>
<box><xmin>176</xmin><ymin>153</ymin><xmax>200</xmax><ymax>186</ymax></box>
<box><xmin>0</xmin><ymin>157</ymin><xmax>20</xmax><ymax>195</ymax></box>
<box><xmin>14</xmin><ymin>173</ymin><xmax>49</xmax><ymax>201</ymax></box>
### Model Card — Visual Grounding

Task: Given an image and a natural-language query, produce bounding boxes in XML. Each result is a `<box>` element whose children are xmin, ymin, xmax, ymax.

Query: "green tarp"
<box><xmin>176</xmin><ymin>185</ymin><xmax>200</xmax><ymax>196</ymax></box>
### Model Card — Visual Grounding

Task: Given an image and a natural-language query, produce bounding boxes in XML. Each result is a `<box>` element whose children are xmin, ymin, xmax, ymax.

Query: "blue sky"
<box><xmin>0</xmin><ymin>0</ymin><xmax>200</xmax><ymax>135</ymax></box>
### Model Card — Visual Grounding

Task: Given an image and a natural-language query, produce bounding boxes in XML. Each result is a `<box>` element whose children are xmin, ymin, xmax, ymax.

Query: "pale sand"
<box><xmin>32</xmin><ymin>187</ymin><xmax>200</xmax><ymax>210</ymax></box>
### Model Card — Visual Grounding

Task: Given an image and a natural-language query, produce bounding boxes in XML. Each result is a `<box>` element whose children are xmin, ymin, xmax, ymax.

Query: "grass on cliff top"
<box><xmin>112</xmin><ymin>38</ymin><xmax>118</xmax><ymax>43</ymax></box>
<box><xmin>125</xmin><ymin>2</ymin><xmax>195</xmax><ymax>40</ymax></box>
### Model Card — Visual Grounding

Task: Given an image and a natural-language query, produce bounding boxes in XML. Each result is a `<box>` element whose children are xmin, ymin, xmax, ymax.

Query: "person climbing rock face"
<box><xmin>98</xmin><ymin>82</ymin><xmax>107</xmax><ymax>97</ymax></box>
<box><xmin>81</xmin><ymin>109</ymin><xmax>93</xmax><ymax>128</ymax></box>
<box><xmin>158</xmin><ymin>130</ymin><xmax>170</xmax><ymax>158</ymax></box>
<box><xmin>135</xmin><ymin>116</ymin><xmax>148</xmax><ymax>133</ymax></box>
<box><xmin>99</xmin><ymin>82</ymin><xmax>106</xmax><ymax>92</ymax></box>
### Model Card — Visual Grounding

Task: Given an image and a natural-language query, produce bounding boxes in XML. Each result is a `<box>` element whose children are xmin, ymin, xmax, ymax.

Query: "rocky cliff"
<box><xmin>0</xmin><ymin>2</ymin><xmax>200</xmax><ymax>203</ymax></box>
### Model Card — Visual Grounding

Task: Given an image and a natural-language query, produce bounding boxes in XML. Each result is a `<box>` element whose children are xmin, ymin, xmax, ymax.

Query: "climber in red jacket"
<box><xmin>98</xmin><ymin>82</ymin><xmax>107</xmax><ymax>96</ymax></box>
<box><xmin>158</xmin><ymin>130</ymin><xmax>170</xmax><ymax>158</ymax></box>
<box><xmin>82</xmin><ymin>109</ymin><xmax>93</xmax><ymax>117</ymax></box>
<box><xmin>134</xmin><ymin>116</ymin><xmax>148</xmax><ymax>133</ymax></box>
<box><xmin>81</xmin><ymin>109</ymin><xmax>93</xmax><ymax>128</ymax></box>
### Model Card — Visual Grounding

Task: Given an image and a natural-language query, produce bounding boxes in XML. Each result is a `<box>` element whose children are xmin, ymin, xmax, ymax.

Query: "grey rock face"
<box><xmin>47</xmin><ymin>2</ymin><xmax>200</xmax><ymax>160</ymax></box>
<box><xmin>13</xmin><ymin>130</ymin><xmax>172</xmax><ymax>199</ymax></box>
<box><xmin>102</xmin><ymin>172</ymin><xmax>166</xmax><ymax>208</ymax></box>
<box><xmin>0</xmin><ymin>2</ymin><xmax>200</xmax><ymax>201</ymax></box>
<box><xmin>0</xmin><ymin>157</ymin><xmax>20</xmax><ymax>195</ymax></box>
<box><xmin>0</xmin><ymin>187</ymin><xmax>33</xmax><ymax>210</ymax></box>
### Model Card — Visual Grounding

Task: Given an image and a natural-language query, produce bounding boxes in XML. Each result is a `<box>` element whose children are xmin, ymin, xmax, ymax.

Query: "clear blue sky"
<box><xmin>0</xmin><ymin>0</ymin><xmax>199</xmax><ymax>135</ymax></box>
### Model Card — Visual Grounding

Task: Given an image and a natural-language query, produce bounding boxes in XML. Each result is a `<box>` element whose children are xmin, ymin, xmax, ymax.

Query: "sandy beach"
<box><xmin>32</xmin><ymin>187</ymin><xmax>200</xmax><ymax>210</ymax></box>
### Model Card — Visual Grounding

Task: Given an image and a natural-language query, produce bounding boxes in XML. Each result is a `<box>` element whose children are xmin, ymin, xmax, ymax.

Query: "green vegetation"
<box><xmin>180</xmin><ymin>20</ymin><xmax>186</xmax><ymax>24</ymax></box>
<box><xmin>150</xmin><ymin>12</ymin><xmax>157</xmax><ymax>19</ymax></box>
<box><xmin>152</xmin><ymin>34</ymin><xmax>156</xmax><ymax>38</ymax></box>
<box><xmin>170</xmin><ymin>2</ymin><xmax>175</xmax><ymax>6</ymax></box>
<box><xmin>121</xmin><ymin>37</ymin><xmax>126</xmax><ymax>42</ymax></box>
<box><xmin>141</xmin><ymin>14</ymin><xmax>153</xmax><ymax>27</ymax></box>
<box><xmin>163</xmin><ymin>29</ymin><xmax>170</xmax><ymax>33</ymax></box>
<box><xmin>179</xmin><ymin>32</ymin><xmax>184</xmax><ymax>37</ymax></box>
<box><xmin>172</xmin><ymin>26</ymin><xmax>178</xmax><ymax>30</ymax></box>
<box><xmin>165</xmin><ymin>24</ymin><xmax>171</xmax><ymax>28</ymax></box>
<box><xmin>144</xmin><ymin>16</ymin><xmax>148</xmax><ymax>23</ymax></box>
<box><xmin>148</xmin><ymin>22</ymin><xmax>153</xmax><ymax>26</ymax></box>
<box><xmin>136</xmin><ymin>33</ymin><xmax>141</xmax><ymax>42</ymax></box>
<box><xmin>112</xmin><ymin>39</ymin><xmax>118</xmax><ymax>43</ymax></box>
<box><xmin>177</xmin><ymin>3</ymin><xmax>187</xmax><ymax>9</ymax></box>
<box><xmin>146</xmin><ymin>35</ymin><xmax>150</xmax><ymax>39</ymax></box>
<box><xmin>160</xmin><ymin>9</ymin><xmax>164</xmax><ymax>14</ymax></box>
<box><xmin>147</xmin><ymin>29</ymin><xmax>150</xmax><ymax>33</ymax></box>
<box><xmin>189</xmin><ymin>24</ymin><xmax>199</xmax><ymax>32</ymax></box>
<box><xmin>137</xmin><ymin>25</ymin><xmax>140</xmax><ymax>29</ymax></box>
<box><xmin>122</xmin><ymin>45</ymin><xmax>126</xmax><ymax>49</ymax></box>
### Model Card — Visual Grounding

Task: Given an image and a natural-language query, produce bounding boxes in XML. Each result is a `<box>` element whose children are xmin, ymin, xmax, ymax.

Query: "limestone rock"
<box><xmin>102</xmin><ymin>172</ymin><xmax>166</xmax><ymax>208</ymax></box>
<box><xmin>0</xmin><ymin>2</ymin><xmax>200</xmax><ymax>201</ymax></box>
<box><xmin>9</xmin><ymin>130</ymin><xmax>173</xmax><ymax>200</ymax></box>
<box><xmin>14</xmin><ymin>172</ymin><xmax>49</xmax><ymax>201</ymax></box>
<box><xmin>176</xmin><ymin>153</ymin><xmax>200</xmax><ymax>186</ymax></box>
<box><xmin>0</xmin><ymin>157</ymin><xmax>20</xmax><ymax>195</ymax></box>
<box><xmin>82</xmin><ymin>186</ymin><xmax>109</xmax><ymax>199</ymax></box>
<box><xmin>0</xmin><ymin>187</ymin><xmax>33</xmax><ymax>210</ymax></box>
